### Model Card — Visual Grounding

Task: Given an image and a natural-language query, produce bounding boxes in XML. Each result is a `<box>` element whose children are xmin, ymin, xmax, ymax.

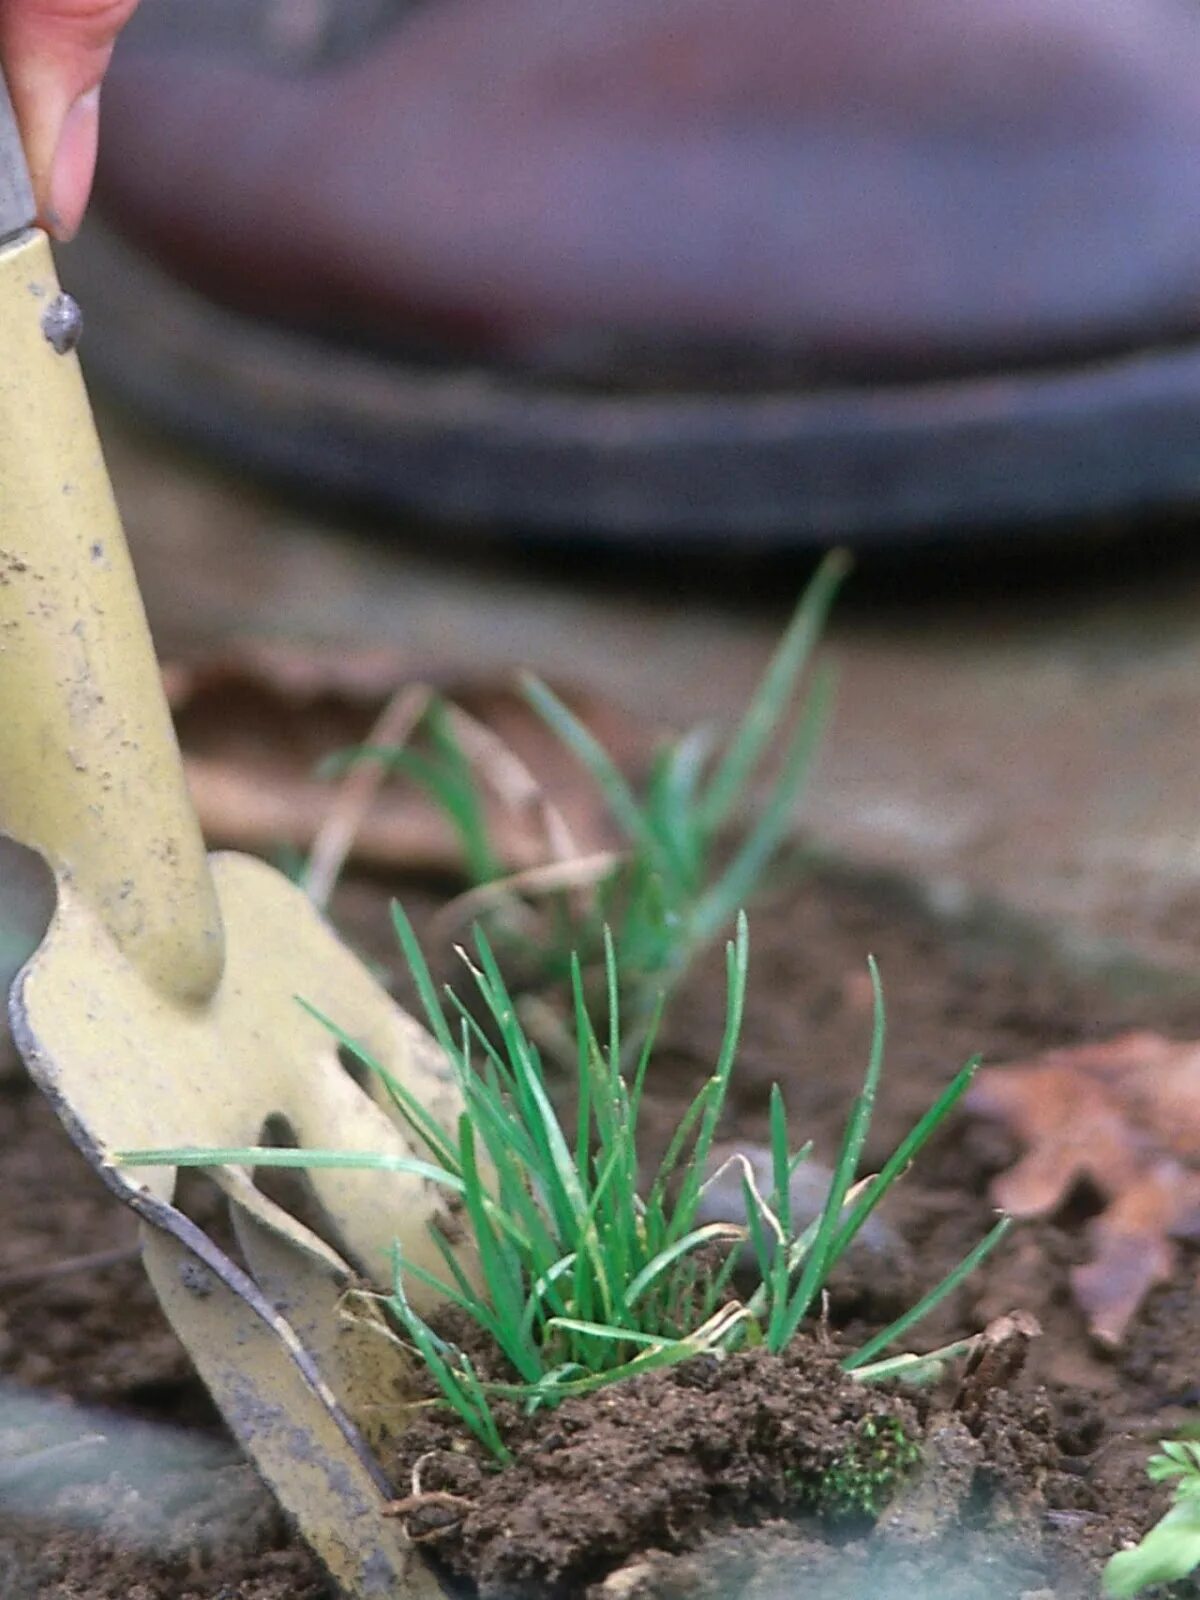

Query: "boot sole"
<box><xmin>69</xmin><ymin>218</ymin><xmax>1200</xmax><ymax>546</ymax></box>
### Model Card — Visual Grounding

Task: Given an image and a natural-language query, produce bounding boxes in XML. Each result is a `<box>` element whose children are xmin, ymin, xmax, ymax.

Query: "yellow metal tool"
<box><xmin>0</xmin><ymin>78</ymin><xmax>459</xmax><ymax>1598</ymax></box>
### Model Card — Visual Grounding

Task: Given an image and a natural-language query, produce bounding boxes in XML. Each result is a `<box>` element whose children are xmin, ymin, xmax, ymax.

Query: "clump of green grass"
<box><xmin>121</xmin><ymin>909</ymin><xmax>1009</xmax><ymax>1466</ymax></box>
<box><xmin>1105</xmin><ymin>1437</ymin><xmax>1200</xmax><ymax>1597</ymax></box>
<box><xmin>320</xmin><ymin>551</ymin><xmax>848</xmax><ymax>1021</ymax></box>
<box><xmin>516</xmin><ymin>554</ymin><xmax>844</xmax><ymax>991</ymax></box>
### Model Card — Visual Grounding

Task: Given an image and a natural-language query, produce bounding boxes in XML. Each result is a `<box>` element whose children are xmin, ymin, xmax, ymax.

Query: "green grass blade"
<box><xmin>457</xmin><ymin>1354</ymin><xmax>512</xmax><ymax>1460</ymax></box>
<box><xmin>603</xmin><ymin>925</ymin><xmax>621</xmax><ymax>1076</ymax></box>
<box><xmin>457</xmin><ymin>935</ymin><xmax>586</xmax><ymax>1239</ymax></box>
<box><xmin>729</xmin><ymin>1157</ymin><xmax>790</xmax><ymax>1349</ymax></box>
<box><xmin>647</xmin><ymin>728</ymin><xmax>712</xmax><ymax>886</ymax></box>
<box><xmin>442</xmin><ymin>987</ymin><xmax>517</xmax><ymax>1091</ymax></box>
<box><xmin>520</xmin><ymin>672</ymin><xmax>670</xmax><ymax>876</ymax></box>
<box><xmin>430</xmin><ymin>1223</ymin><xmax>497</xmax><ymax>1312</ymax></box>
<box><xmin>624</xmin><ymin>1223</ymin><xmax>743</xmax><ymax>1309</ymax></box>
<box><xmin>594</xmin><ymin>924</ymin><xmax>645</xmax><ymax>1302</ymax></box>
<box><xmin>296</xmin><ymin>996</ymin><xmax>462</xmax><ymax>1176</ymax></box>
<box><xmin>556</xmin><ymin>1137</ymin><xmax>634</xmax><ymax>1338</ymax></box>
<box><xmin>691</xmin><ymin>663</ymin><xmax>834</xmax><ymax>948</ymax></box>
<box><xmin>769</xmin><ymin>1083</ymin><xmax>792</xmax><ymax>1240</ymax></box>
<box><xmin>391</xmin><ymin>901</ymin><xmax>461</xmax><ymax>1065</ymax></box>
<box><xmin>326</xmin><ymin>706</ymin><xmax>501</xmax><ymax>887</ymax></box>
<box><xmin>349</xmin><ymin>743</ymin><xmax>498</xmax><ymax>886</ymax></box>
<box><xmin>518</xmin><ymin>1252</ymin><xmax>578</xmax><ymax>1347</ymax></box>
<box><xmin>571</xmin><ymin>953</ymin><xmax>594</xmax><ymax>1173</ymax></box>
<box><xmin>390</xmin><ymin>1256</ymin><xmax>511</xmax><ymax>1463</ymax></box>
<box><xmin>117</xmin><ymin>1144</ymin><xmax>465</xmax><ymax>1190</ymax></box>
<box><xmin>645</xmin><ymin>1076</ymin><xmax>719</xmax><ymax>1218</ymax></box>
<box><xmin>789</xmin><ymin>1142</ymin><xmax>815</xmax><ymax>1177</ymax></box>
<box><xmin>425</xmin><ymin>698</ymin><xmax>504</xmax><ymax>884</ymax></box>
<box><xmin>828</xmin><ymin>1057</ymin><xmax>980</xmax><ymax>1264</ymax></box>
<box><xmin>456</xmin><ymin>1115</ymin><xmax>540</xmax><ymax>1380</ymax></box>
<box><xmin>773</xmin><ymin>955</ymin><xmax>886</xmax><ymax>1345</ymax></box>
<box><xmin>698</xmin><ymin>550</ymin><xmax>848</xmax><ymax>838</ymax></box>
<box><xmin>498</xmin><ymin>1012</ymin><xmax>587</xmax><ymax>1230</ymax></box>
<box><xmin>848</xmin><ymin>1336</ymin><xmax>979</xmax><ymax>1386</ymax></box>
<box><xmin>392</xmin><ymin>1253</ymin><xmax>501</xmax><ymax>1339</ymax></box>
<box><xmin>843</xmin><ymin>1215</ymin><xmax>1013</xmax><ymax>1372</ymax></box>
<box><xmin>740</xmin><ymin>1171</ymin><xmax>775</xmax><ymax>1282</ymax></box>
<box><xmin>119</xmin><ymin>1141</ymin><xmax>549</xmax><ymax>1265</ymax></box>
<box><xmin>440</xmin><ymin>1098</ymin><xmax>553</xmax><ymax>1267</ymax></box>
<box><xmin>626</xmin><ymin>989</ymin><xmax>664</xmax><ymax>1134</ymax></box>
<box><xmin>543</xmin><ymin>1318</ymin><xmax>695</xmax><ymax>1351</ymax></box>
<box><xmin>666</xmin><ymin>915</ymin><xmax>749</xmax><ymax>1245</ymax></box>
<box><xmin>486</xmin><ymin>1339</ymin><xmax>703</xmax><ymax>1405</ymax></box>
<box><xmin>315</xmin><ymin>743</ymin><xmax>411</xmax><ymax>780</ymax></box>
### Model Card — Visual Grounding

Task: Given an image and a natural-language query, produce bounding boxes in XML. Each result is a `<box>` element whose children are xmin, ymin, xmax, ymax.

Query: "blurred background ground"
<box><xmin>97</xmin><ymin>394</ymin><xmax>1200</xmax><ymax>974</ymax></box>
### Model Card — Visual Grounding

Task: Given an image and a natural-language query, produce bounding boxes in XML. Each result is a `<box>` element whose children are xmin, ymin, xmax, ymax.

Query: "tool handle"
<box><xmin>0</xmin><ymin>191</ymin><xmax>224</xmax><ymax>1000</ymax></box>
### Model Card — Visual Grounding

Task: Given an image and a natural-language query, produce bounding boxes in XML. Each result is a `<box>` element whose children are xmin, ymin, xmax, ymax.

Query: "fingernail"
<box><xmin>45</xmin><ymin>87</ymin><xmax>101</xmax><ymax>242</ymax></box>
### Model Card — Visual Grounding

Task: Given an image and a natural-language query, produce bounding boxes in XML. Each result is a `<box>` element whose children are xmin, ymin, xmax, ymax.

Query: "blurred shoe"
<box><xmin>73</xmin><ymin>0</ymin><xmax>1200</xmax><ymax>544</ymax></box>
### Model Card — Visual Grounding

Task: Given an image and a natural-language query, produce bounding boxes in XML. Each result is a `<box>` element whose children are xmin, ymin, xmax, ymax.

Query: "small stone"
<box><xmin>591</xmin><ymin>1559</ymin><xmax>656</xmax><ymax>1599</ymax></box>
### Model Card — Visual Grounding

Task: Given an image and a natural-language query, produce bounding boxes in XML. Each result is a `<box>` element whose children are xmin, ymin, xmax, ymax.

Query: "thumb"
<box><xmin>1</xmin><ymin>0</ymin><xmax>140</xmax><ymax>239</ymax></box>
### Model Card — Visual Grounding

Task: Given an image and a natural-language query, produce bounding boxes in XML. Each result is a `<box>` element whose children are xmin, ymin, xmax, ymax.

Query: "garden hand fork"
<box><xmin>0</xmin><ymin>72</ymin><xmax>461</xmax><ymax>1599</ymax></box>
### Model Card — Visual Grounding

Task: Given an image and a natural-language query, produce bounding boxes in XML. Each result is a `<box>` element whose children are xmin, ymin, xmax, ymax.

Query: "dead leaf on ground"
<box><xmin>163</xmin><ymin>641</ymin><xmax>653</xmax><ymax>884</ymax></box>
<box><xmin>966</xmin><ymin>1031</ymin><xmax>1200</xmax><ymax>1348</ymax></box>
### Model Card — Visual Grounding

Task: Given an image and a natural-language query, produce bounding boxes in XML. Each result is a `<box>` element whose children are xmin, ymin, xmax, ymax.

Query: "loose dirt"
<box><xmin>4</xmin><ymin>862</ymin><xmax>1200</xmax><ymax>1598</ymax></box>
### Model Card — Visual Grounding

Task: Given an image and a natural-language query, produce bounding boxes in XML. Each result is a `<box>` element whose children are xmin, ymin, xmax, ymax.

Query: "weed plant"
<box><xmin>322</xmin><ymin>552</ymin><xmax>848</xmax><ymax>1021</ymax></box>
<box><xmin>1104</xmin><ymin>1437</ymin><xmax>1200</xmax><ymax>1596</ymax></box>
<box><xmin>122</xmin><ymin>910</ymin><xmax>1009</xmax><ymax>1465</ymax></box>
<box><xmin>809</xmin><ymin>1416</ymin><xmax>924</xmax><ymax>1519</ymax></box>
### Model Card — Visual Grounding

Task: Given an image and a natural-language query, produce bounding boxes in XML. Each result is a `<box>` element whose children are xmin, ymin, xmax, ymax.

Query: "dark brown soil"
<box><xmin>393</xmin><ymin>1337</ymin><xmax>924</xmax><ymax>1589</ymax></box>
<box><xmin>5</xmin><ymin>861</ymin><xmax>1200</xmax><ymax>1598</ymax></box>
<box><xmin>386</xmin><ymin>1323</ymin><xmax>1104</xmax><ymax>1600</ymax></box>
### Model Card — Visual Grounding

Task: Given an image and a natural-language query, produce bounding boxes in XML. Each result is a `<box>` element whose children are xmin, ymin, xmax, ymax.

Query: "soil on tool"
<box><xmin>4</xmin><ymin>863</ymin><xmax>1200</xmax><ymax>1598</ymax></box>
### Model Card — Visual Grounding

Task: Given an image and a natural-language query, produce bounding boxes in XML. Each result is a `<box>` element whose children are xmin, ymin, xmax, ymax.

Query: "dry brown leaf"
<box><xmin>164</xmin><ymin>642</ymin><xmax>652</xmax><ymax>880</ymax></box>
<box><xmin>966</xmin><ymin>1030</ymin><xmax>1200</xmax><ymax>1348</ymax></box>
